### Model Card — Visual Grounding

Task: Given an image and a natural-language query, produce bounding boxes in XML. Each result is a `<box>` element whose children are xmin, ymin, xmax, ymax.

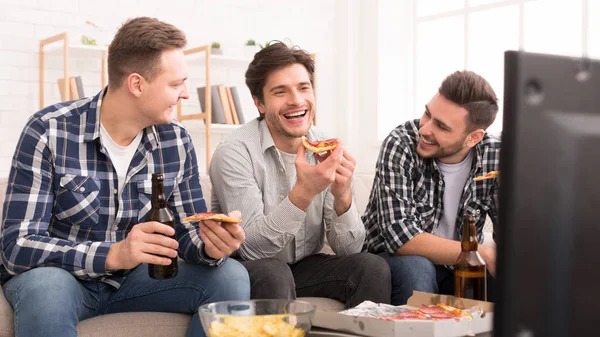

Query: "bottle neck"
<box><xmin>461</xmin><ymin>218</ymin><xmax>478</xmax><ymax>251</ymax></box>
<box><xmin>151</xmin><ymin>181</ymin><xmax>167</xmax><ymax>208</ymax></box>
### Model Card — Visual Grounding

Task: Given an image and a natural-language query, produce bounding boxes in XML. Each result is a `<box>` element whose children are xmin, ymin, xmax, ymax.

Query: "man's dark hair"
<box><xmin>438</xmin><ymin>71</ymin><xmax>499</xmax><ymax>131</ymax></box>
<box><xmin>107</xmin><ymin>17</ymin><xmax>187</xmax><ymax>89</ymax></box>
<box><xmin>245</xmin><ymin>41</ymin><xmax>315</xmax><ymax>120</ymax></box>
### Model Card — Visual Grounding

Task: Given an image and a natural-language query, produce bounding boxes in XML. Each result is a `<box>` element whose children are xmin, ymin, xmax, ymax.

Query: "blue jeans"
<box><xmin>3</xmin><ymin>260</ymin><xmax>250</xmax><ymax>337</ymax></box>
<box><xmin>381</xmin><ymin>253</ymin><xmax>496</xmax><ymax>305</ymax></box>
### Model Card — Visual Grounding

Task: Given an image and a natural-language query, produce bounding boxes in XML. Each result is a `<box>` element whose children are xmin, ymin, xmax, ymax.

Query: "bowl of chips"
<box><xmin>199</xmin><ymin>299</ymin><xmax>316</xmax><ymax>337</ymax></box>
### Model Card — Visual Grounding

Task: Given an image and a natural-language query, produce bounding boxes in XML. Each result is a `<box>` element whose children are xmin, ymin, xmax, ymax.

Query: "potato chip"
<box><xmin>207</xmin><ymin>314</ymin><xmax>306</xmax><ymax>337</ymax></box>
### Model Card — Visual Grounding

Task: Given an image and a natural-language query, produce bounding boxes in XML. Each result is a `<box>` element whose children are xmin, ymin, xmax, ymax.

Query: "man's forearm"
<box><xmin>395</xmin><ymin>232</ymin><xmax>462</xmax><ymax>265</ymax></box>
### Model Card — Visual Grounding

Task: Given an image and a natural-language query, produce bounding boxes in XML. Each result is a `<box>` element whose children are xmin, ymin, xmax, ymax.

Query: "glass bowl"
<box><xmin>199</xmin><ymin>299</ymin><xmax>316</xmax><ymax>337</ymax></box>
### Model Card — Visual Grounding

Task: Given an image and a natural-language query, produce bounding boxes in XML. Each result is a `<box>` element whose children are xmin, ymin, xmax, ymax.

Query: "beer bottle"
<box><xmin>147</xmin><ymin>173</ymin><xmax>178</xmax><ymax>279</ymax></box>
<box><xmin>454</xmin><ymin>214</ymin><xmax>486</xmax><ymax>301</ymax></box>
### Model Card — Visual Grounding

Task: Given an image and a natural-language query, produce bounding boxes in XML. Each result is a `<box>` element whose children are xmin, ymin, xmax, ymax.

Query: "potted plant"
<box><xmin>259</xmin><ymin>41</ymin><xmax>273</xmax><ymax>50</ymax></box>
<box><xmin>244</xmin><ymin>39</ymin><xmax>259</xmax><ymax>58</ymax></box>
<box><xmin>211</xmin><ymin>42</ymin><xmax>222</xmax><ymax>55</ymax></box>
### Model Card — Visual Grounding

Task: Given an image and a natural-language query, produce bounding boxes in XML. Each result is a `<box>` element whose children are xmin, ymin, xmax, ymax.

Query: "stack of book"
<box><xmin>57</xmin><ymin>76</ymin><xmax>85</xmax><ymax>101</ymax></box>
<box><xmin>197</xmin><ymin>85</ymin><xmax>246</xmax><ymax>125</ymax></box>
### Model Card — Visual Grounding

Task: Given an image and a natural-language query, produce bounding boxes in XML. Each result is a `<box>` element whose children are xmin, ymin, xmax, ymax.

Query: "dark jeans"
<box><xmin>240</xmin><ymin>253</ymin><xmax>391</xmax><ymax>308</ymax></box>
<box><xmin>380</xmin><ymin>253</ymin><xmax>496</xmax><ymax>305</ymax></box>
<box><xmin>3</xmin><ymin>261</ymin><xmax>250</xmax><ymax>337</ymax></box>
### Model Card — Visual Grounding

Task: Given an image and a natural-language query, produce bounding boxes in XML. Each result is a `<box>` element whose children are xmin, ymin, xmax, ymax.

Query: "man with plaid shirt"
<box><xmin>363</xmin><ymin>71</ymin><xmax>499</xmax><ymax>305</ymax></box>
<box><xmin>0</xmin><ymin>17</ymin><xmax>249</xmax><ymax>337</ymax></box>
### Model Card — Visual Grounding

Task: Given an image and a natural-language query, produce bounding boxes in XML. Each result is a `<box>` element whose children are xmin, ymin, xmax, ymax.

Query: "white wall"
<box><xmin>0</xmin><ymin>0</ymin><xmax>375</xmax><ymax>177</ymax></box>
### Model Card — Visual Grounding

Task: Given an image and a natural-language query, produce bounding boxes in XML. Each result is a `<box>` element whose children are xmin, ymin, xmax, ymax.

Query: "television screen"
<box><xmin>496</xmin><ymin>50</ymin><xmax>600</xmax><ymax>337</ymax></box>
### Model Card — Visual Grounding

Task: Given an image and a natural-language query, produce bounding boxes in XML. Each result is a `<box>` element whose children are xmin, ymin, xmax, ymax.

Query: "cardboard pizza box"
<box><xmin>311</xmin><ymin>291</ymin><xmax>494</xmax><ymax>337</ymax></box>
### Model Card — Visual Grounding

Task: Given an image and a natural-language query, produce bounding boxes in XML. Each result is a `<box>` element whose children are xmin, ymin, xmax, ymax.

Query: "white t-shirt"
<box><xmin>435</xmin><ymin>150</ymin><xmax>473</xmax><ymax>240</ymax></box>
<box><xmin>100</xmin><ymin>124</ymin><xmax>143</xmax><ymax>193</ymax></box>
<box><xmin>276</xmin><ymin>150</ymin><xmax>298</xmax><ymax>260</ymax></box>
<box><xmin>278</xmin><ymin>150</ymin><xmax>297</xmax><ymax>189</ymax></box>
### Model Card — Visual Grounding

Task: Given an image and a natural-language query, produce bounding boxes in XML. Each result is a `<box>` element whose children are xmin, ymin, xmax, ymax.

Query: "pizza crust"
<box><xmin>301</xmin><ymin>136</ymin><xmax>339</xmax><ymax>153</ymax></box>
<box><xmin>473</xmin><ymin>171</ymin><xmax>499</xmax><ymax>181</ymax></box>
<box><xmin>183</xmin><ymin>212</ymin><xmax>242</xmax><ymax>224</ymax></box>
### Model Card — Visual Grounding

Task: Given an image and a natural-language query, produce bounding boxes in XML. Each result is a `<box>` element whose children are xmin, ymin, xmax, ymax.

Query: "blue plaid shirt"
<box><xmin>1</xmin><ymin>89</ymin><xmax>216</xmax><ymax>287</ymax></box>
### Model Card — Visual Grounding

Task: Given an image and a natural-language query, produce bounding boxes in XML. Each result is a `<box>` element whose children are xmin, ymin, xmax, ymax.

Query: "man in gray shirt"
<box><xmin>209</xmin><ymin>42</ymin><xmax>391</xmax><ymax>308</ymax></box>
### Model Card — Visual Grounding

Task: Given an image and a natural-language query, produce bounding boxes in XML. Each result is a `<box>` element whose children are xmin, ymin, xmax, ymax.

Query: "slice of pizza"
<box><xmin>473</xmin><ymin>170</ymin><xmax>499</xmax><ymax>181</ymax></box>
<box><xmin>301</xmin><ymin>136</ymin><xmax>340</xmax><ymax>153</ymax></box>
<box><xmin>183</xmin><ymin>212</ymin><xmax>242</xmax><ymax>224</ymax></box>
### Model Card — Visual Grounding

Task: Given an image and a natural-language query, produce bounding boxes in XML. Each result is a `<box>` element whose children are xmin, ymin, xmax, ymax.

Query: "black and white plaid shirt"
<box><xmin>362</xmin><ymin>119</ymin><xmax>501</xmax><ymax>255</ymax></box>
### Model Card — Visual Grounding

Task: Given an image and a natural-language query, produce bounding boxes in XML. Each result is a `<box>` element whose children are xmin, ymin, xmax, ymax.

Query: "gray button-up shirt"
<box><xmin>209</xmin><ymin>119</ymin><xmax>365</xmax><ymax>263</ymax></box>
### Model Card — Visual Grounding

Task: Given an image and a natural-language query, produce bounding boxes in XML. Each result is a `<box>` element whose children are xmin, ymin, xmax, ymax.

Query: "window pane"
<box><xmin>468</xmin><ymin>0</ymin><xmax>508</xmax><ymax>7</ymax></box>
<box><xmin>417</xmin><ymin>0</ymin><xmax>465</xmax><ymax>18</ymax></box>
<box><xmin>415</xmin><ymin>16</ymin><xmax>464</xmax><ymax>120</ymax></box>
<box><xmin>524</xmin><ymin>0</ymin><xmax>582</xmax><ymax>57</ymax></box>
<box><xmin>468</xmin><ymin>5</ymin><xmax>520</xmax><ymax>135</ymax></box>
<box><xmin>589</xmin><ymin>0</ymin><xmax>600</xmax><ymax>59</ymax></box>
<box><xmin>378</xmin><ymin>1</ymin><xmax>415</xmax><ymax>138</ymax></box>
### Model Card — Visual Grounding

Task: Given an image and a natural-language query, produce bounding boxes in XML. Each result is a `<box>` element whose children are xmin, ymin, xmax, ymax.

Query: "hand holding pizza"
<box><xmin>329</xmin><ymin>145</ymin><xmax>356</xmax><ymax>215</ymax></box>
<box><xmin>289</xmin><ymin>143</ymin><xmax>343</xmax><ymax>211</ymax></box>
<box><xmin>302</xmin><ymin>137</ymin><xmax>355</xmax><ymax>214</ymax></box>
<box><xmin>185</xmin><ymin>211</ymin><xmax>246</xmax><ymax>260</ymax></box>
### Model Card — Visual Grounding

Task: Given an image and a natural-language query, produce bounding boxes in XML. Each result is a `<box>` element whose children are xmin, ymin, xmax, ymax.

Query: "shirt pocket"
<box><xmin>54</xmin><ymin>174</ymin><xmax>101</xmax><ymax>227</ymax></box>
<box><xmin>414</xmin><ymin>188</ymin><xmax>435</xmax><ymax>226</ymax></box>
<box><xmin>464</xmin><ymin>199</ymin><xmax>491</xmax><ymax>223</ymax></box>
<box><xmin>136</xmin><ymin>177</ymin><xmax>178</xmax><ymax>222</ymax></box>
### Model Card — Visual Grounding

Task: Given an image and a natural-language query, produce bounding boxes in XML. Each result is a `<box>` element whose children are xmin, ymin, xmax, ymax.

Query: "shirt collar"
<box><xmin>84</xmin><ymin>87</ymin><xmax>159</xmax><ymax>152</ymax></box>
<box><xmin>83</xmin><ymin>87</ymin><xmax>106</xmax><ymax>142</ymax></box>
<box><xmin>258</xmin><ymin>119</ymin><xmax>317</xmax><ymax>154</ymax></box>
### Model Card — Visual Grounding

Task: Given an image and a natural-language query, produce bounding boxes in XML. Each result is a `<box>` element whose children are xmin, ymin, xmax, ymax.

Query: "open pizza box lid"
<box><xmin>311</xmin><ymin>291</ymin><xmax>494</xmax><ymax>337</ymax></box>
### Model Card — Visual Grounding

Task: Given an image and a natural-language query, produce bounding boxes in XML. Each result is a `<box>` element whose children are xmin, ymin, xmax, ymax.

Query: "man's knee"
<box><xmin>348</xmin><ymin>253</ymin><xmax>391</xmax><ymax>284</ymax></box>
<box><xmin>181</xmin><ymin>259</ymin><xmax>251</xmax><ymax>302</ymax></box>
<box><xmin>384</xmin><ymin>255</ymin><xmax>437</xmax><ymax>305</ymax></box>
<box><xmin>3</xmin><ymin>267</ymin><xmax>83</xmax><ymax>311</ymax></box>
<box><xmin>386</xmin><ymin>255</ymin><xmax>436</xmax><ymax>284</ymax></box>
<box><xmin>241</xmin><ymin>258</ymin><xmax>295</xmax><ymax>299</ymax></box>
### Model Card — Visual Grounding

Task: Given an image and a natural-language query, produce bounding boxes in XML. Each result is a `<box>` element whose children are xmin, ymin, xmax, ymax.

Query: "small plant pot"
<box><xmin>244</xmin><ymin>45</ymin><xmax>259</xmax><ymax>59</ymax></box>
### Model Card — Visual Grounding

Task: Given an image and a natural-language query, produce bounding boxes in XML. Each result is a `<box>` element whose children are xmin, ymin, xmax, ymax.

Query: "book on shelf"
<box><xmin>226</xmin><ymin>87</ymin><xmax>239</xmax><ymax>124</ymax></box>
<box><xmin>57</xmin><ymin>76</ymin><xmax>85</xmax><ymax>101</ymax></box>
<box><xmin>217</xmin><ymin>85</ymin><xmax>234</xmax><ymax>124</ymax></box>
<box><xmin>197</xmin><ymin>85</ymin><xmax>226</xmax><ymax>124</ymax></box>
<box><xmin>229</xmin><ymin>86</ymin><xmax>245</xmax><ymax>124</ymax></box>
<box><xmin>197</xmin><ymin>85</ymin><xmax>246</xmax><ymax>125</ymax></box>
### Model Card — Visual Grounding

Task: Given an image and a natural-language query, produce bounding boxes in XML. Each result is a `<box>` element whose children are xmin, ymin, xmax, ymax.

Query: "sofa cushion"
<box><xmin>300</xmin><ymin>297</ymin><xmax>345</xmax><ymax>312</ymax></box>
<box><xmin>76</xmin><ymin>312</ymin><xmax>191</xmax><ymax>337</ymax></box>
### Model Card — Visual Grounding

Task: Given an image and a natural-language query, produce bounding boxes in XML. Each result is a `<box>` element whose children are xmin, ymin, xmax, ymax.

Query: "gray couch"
<box><xmin>0</xmin><ymin>176</ymin><xmax>345</xmax><ymax>337</ymax></box>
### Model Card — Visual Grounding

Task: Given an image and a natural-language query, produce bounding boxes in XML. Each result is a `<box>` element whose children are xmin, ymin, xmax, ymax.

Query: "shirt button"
<box><xmin>114</xmin><ymin>189</ymin><xmax>118</xmax><ymax>194</ymax></box>
<box><xmin>279</xmin><ymin>194</ymin><xmax>285</xmax><ymax>200</ymax></box>
<box><xmin>476</xmin><ymin>209</ymin><xmax>481</xmax><ymax>214</ymax></box>
<box><xmin>439</xmin><ymin>181</ymin><xmax>443</xmax><ymax>185</ymax></box>
<box><xmin>279</xmin><ymin>167</ymin><xmax>284</xmax><ymax>172</ymax></box>
<box><xmin>79</xmin><ymin>187</ymin><xmax>85</xmax><ymax>192</ymax></box>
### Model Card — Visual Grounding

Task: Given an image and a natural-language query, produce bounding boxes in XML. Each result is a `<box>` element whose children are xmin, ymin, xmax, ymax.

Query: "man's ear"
<box><xmin>466</xmin><ymin>129</ymin><xmax>485</xmax><ymax>148</ymax></box>
<box><xmin>253</xmin><ymin>96</ymin><xmax>265</xmax><ymax>115</ymax></box>
<box><xmin>127</xmin><ymin>73</ymin><xmax>144</xmax><ymax>98</ymax></box>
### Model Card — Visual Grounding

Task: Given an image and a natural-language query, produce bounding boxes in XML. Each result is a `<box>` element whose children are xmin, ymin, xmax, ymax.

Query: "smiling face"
<box><xmin>254</xmin><ymin>63</ymin><xmax>315</xmax><ymax>150</ymax></box>
<box><xmin>417</xmin><ymin>93</ymin><xmax>483</xmax><ymax>164</ymax></box>
<box><xmin>137</xmin><ymin>48</ymin><xmax>190</xmax><ymax>125</ymax></box>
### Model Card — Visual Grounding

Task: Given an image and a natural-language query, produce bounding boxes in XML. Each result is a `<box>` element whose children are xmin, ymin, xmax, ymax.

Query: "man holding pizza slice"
<box><xmin>362</xmin><ymin>71</ymin><xmax>500</xmax><ymax>305</ymax></box>
<box><xmin>0</xmin><ymin>18</ymin><xmax>249</xmax><ymax>337</ymax></box>
<box><xmin>209</xmin><ymin>41</ymin><xmax>391</xmax><ymax>308</ymax></box>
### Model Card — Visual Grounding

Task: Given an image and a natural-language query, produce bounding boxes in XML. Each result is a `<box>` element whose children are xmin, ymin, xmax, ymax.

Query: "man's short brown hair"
<box><xmin>107</xmin><ymin>17</ymin><xmax>187</xmax><ymax>89</ymax></box>
<box><xmin>438</xmin><ymin>71</ymin><xmax>499</xmax><ymax>131</ymax></box>
<box><xmin>245</xmin><ymin>41</ymin><xmax>314</xmax><ymax>120</ymax></box>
